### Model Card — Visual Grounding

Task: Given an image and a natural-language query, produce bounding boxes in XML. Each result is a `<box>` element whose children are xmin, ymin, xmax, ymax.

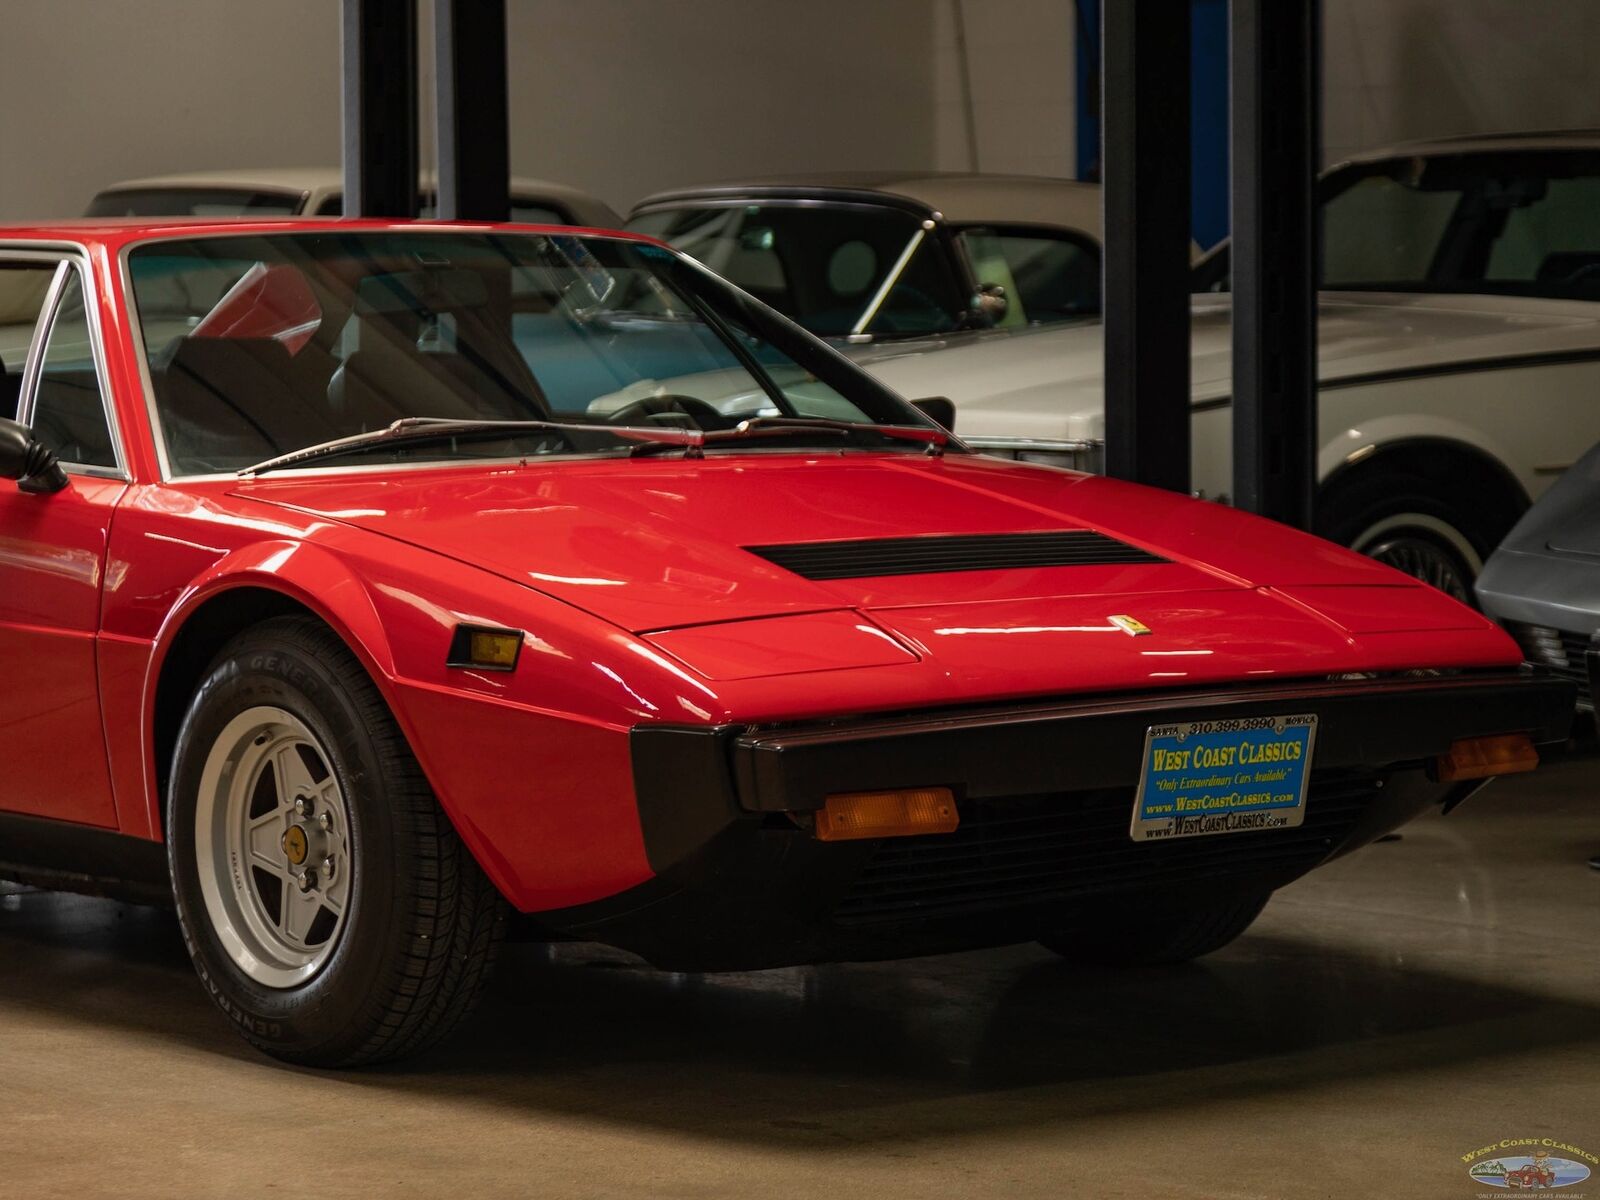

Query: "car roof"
<box><xmin>1335</xmin><ymin>128</ymin><xmax>1600</xmax><ymax>167</ymax></box>
<box><xmin>91</xmin><ymin>168</ymin><xmax>624</xmax><ymax>229</ymax></box>
<box><xmin>0</xmin><ymin>217</ymin><xmax>658</xmax><ymax>250</ymax></box>
<box><xmin>633</xmin><ymin>172</ymin><xmax>1103</xmax><ymax>236</ymax></box>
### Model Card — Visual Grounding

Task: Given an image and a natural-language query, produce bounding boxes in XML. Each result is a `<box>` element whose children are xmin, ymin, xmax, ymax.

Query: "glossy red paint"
<box><xmin>0</xmin><ymin>220</ymin><xmax>1529</xmax><ymax>914</ymax></box>
<box><xmin>0</xmin><ymin>476</ymin><xmax>125</xmax><ymax>828</ymax></box>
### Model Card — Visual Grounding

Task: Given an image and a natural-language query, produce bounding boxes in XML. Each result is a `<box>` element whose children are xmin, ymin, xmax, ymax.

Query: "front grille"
<box><xmin>833</xmin><ymin>770</ymin><xmax>1381</xmax><ymax>926</ymax></box>
<box><xmin>745</xmin><ymin>530</ymin><xmax>1165</xmax><ymax>581</ymax></box>
<box><xmin>1509</xmin><ymin>623</ymin><xmax>1593</xmax><ymax>711</ymax></box>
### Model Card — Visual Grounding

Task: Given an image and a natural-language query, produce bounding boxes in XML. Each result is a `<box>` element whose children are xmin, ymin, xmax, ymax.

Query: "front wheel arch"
<box><xmin>150</xmin><ymin>581</ymin><xmax>395</xmax><ymax>841</ymax></box>
<box><xmin>1316</xmin><ymin>438</ymin><xmax>1530</xmax><ymax>556</ymax></box>
<box><xmin>1315</xmin><ymin>439</ymin><xmax>1530</xmax><ymax>597</ymax></box>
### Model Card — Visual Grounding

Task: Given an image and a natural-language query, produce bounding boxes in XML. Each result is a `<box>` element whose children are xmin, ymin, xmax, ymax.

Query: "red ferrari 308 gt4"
<box><xmin>0</xmin><ymin>219</ymin><xmax>1571</xmax><ymax>1065</ymax></box>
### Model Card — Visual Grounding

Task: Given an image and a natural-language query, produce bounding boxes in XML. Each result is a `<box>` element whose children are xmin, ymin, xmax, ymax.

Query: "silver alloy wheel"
<box><xmin>193</xmin><ymin>706</ymin><xmax>353</xmax><ymax>989</ymax></box>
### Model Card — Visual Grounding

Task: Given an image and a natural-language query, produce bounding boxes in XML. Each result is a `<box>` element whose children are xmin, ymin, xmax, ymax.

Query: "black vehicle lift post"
<box><xmin>342</xmin><ymin>0</ymin><xmax>511</xmax><ymax>222</ymax></box>
<box><xmin>341</xmin><ymin>0</ymin><xmax>419</xmax><ymax>219</ymax></box>
<box><xmin>433</xmin><ymin>0</ymin><xmax>511</xmax><ymax>222</ymax></box>
<box><xmin>1100</xmin><ymin>0</ymin><xmax>1192</xmax><ymax>496</ymax></box>
<box><xmin>1231</xmin><ymin>0</ymin><xmax>1321</xmax><ymax>528</ymax></box>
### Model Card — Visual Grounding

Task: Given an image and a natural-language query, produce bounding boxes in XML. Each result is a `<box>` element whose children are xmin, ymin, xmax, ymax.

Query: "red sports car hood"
<box><xmin>234</xmin><ymin>453</ymin><xmax>1515</xmax><ymax>688</ymax></box>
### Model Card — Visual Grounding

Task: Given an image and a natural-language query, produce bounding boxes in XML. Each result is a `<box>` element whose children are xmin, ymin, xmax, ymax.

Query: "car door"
<box><xmin>0</xmin><ymin>252</ymin><xmax>126</xmax><ymax>828</ymax></box>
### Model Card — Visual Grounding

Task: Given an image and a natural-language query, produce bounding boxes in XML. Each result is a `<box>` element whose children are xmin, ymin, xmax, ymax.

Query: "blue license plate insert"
<box><xmin>1130</xmin><ymin>713</ymin><xmax>1318</xmax><ymax>842</ymax></box>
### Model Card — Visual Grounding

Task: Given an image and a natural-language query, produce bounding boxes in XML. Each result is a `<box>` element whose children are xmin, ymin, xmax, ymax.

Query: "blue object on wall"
<box><xmin>1074</xmin><ymin>0</ymin><xmax>1101</xmax><ymax>182</ymax></box>
<box><xmin>1075</xmin><ymin>0</ymin><xmax>1231</xmax><ymax>249</ymax></box>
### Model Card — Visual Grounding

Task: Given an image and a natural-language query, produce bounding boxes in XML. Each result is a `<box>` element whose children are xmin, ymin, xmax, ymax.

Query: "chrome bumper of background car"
<box><xmin>526</xmin><ymin>670</ymin><xmax>1573</xmax><ymax>970</ymax></box>
<box><xmin>1506</xmin><ymin>621</ymin><xmax>1599</xmax><ymax>713</ymax></box>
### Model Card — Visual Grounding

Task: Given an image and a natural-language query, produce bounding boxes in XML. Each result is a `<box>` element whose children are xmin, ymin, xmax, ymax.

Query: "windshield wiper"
<box><xmin>628</xmin><ymin>416</ymin><xmax>951</xmax><ymax>458</ymax></box>
<box><xmin>237</xmin><ymin>417</ymin><xmax>703</xmax><ymax>476</ymax></box>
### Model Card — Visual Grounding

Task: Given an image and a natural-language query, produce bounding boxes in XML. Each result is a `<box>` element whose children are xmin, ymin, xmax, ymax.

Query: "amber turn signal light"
<box><xmin>446</xmin><ymin>624</ymin><xmax>524</xmax><ymax>672</ymax></box>
<box><xmin>1433</xmin><ymin>733</ymin><xmax>1539</xmax><ymax>783</ymax></box>
<box><xmin>814</xmin><ymin>787</ymin><xmax>958</xmax><ymax>842</ymax></box>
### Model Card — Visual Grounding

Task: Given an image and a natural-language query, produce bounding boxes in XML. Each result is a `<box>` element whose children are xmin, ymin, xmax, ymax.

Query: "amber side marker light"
<box><xmin>446</xmin><ymin>625</ymin><xmax>524</xmax><ymax>672</ymax></box>
<box><xmin>1434</xmin><ymin>733</ymin><xmax>1539</xmax><ymax>783</ymax></box>
<box><xmin>815</xmin><ymin>787</ymin><xmax>958</xmax><ymax>842</ymax></box>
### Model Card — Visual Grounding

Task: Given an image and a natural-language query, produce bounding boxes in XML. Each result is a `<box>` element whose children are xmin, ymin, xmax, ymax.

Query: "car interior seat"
<box><xmin>329</xmin><ymin>304</ymin><xmax>551</xmax><ymax>430</ymax></box>
<box><xmin>1536</xmin><ymin>251</ymin><xmax>1600</xmax><ymax>286</ymax></box>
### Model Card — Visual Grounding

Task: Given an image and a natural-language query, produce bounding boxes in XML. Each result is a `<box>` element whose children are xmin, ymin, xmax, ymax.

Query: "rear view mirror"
<box><xmin>0</xmin><ymin>418</ymin><xmax>68</xmax><ymax>494</ymax></box>
<box><xmin>912</xmin><ymin>397</ymin><xmax>956</xmax><ymax>431</ymax></box>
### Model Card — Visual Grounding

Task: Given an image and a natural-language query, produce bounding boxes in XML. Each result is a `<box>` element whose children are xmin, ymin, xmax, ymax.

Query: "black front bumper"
<box><xmin>534</xmin><ymin>671</ymin><xmax>1574</xmax><ymax>970</ymax></box>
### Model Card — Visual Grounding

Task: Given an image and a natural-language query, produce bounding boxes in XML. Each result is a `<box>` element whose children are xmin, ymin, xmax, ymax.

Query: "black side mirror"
<box><xmin>911</xmin><ymin>397</ymin><xmax>956</xmax><ymax>431</ymax></box>
<box><xmin>969</xmin><ymin>282</ymin><xmax>1008</xmax><ymax>325</ymax></box>
<box><xmin>0</xmin><ymin>418</ymin><xmax>68</xmax><ymax>494</ymax></box>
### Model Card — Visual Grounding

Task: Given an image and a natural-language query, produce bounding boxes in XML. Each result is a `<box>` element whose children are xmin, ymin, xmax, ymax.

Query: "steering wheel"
<box><xmin>605</xmin><ymin>394</ymin><xmax>737</xmax><ymax>431</ymax></box>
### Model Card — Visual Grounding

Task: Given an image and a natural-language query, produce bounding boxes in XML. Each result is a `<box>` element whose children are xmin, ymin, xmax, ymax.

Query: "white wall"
<box><xmin>0</xmin><ymin>0</ymin><xmax>1078</xmax><ymax>223</ymax></box>
<box><xmin>0</xmin><ymin>1</ymin><xmax>342</xmax><ymax>221</ymax></box>
<box><xmin>3</xmin><ymin>1</ymin><xmax>1597</xmax><ymax>224</ymax></box>
<box><xmin>1323</xmin><ymin>0</ymin><xmax>1600</xmax><ymax>165</ymax></box>
<box><xmin>929</xmin><ymin>0</ymin><xmax>1077</xmax><ymax>178</ymax></box>
<box><xmin>0</xmin><ymin>0</ymin><xmax>962</xmax><ymax>222</ymax></box>
<box><xmin>496</xmin><ymin>0</ymin><xmax>939</xmax><ymax>209</ymax></box>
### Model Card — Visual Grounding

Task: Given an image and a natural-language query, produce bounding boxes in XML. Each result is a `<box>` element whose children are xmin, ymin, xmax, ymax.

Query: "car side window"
<box><xmin>957</xmin><ymin>226</ymin><xmax>1102</xmax><ymax>325</ymax></box>
<box><xmin>30</xmin><ymin>268</ymin><xmax>117</xmax><ymax>470</ymax></box>
<box><xmin>0</xmin><ymin>261</ymin><xmax>60</xmax><ymax>421</ymax></box>
<box><xmin>1485</xmin><ymin>176</ymin><xmax>1600</xmax><ymax>284</ymax></box>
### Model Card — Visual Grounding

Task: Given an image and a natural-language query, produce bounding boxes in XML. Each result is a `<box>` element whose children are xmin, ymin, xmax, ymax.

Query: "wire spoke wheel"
<box><xmin>194</xmin><ymin>706</ymin><xmax>353</xmax><ymax>989</ymax></box>
<box><xmin>1361</xmin><ymin>533</ymin><xmax>1473</xmax><ymax>604</ymax></box>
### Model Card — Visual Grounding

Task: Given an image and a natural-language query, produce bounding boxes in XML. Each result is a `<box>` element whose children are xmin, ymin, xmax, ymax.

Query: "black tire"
<box><xmin>1317</xmin><ymin>471</ymin><xmax>1505</xmax><ymax>605</ymax></box>
<box><xmin>167</xmin><ymin>615</ymin><xmax>507</xmax><ymax>1066</ymax></box>
<box><xmin>1038</xmin><ymin>891</ymin><xmax>1270</xmax><ymax>966</ymax></box>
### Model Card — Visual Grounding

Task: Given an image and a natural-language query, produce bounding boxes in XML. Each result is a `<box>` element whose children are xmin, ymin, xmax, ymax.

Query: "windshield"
<box><xmin>127</xmin><ymin>231</ymin><xmax>932</xmax><ymax>476</ymax></box>
<box><xmin>1192</xmin><ymin>150</ymin><xmax>1600</xmax><ymax>299</ymax></box>
<box><xmin>625</xmin><ymin>203</ymin><xmax>968</xmax><ymax>337</ymax></box>
<box><xmin>87</xmin><ymin>188</ymin><xmax>303</xmax><ymax>218</ymax></box>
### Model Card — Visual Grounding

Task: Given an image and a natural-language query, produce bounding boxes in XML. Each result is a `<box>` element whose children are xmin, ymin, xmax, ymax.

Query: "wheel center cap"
<box><xmin>282</xmin><ymin>825</ymin><xmax>310</xmax><ymax>866</ymax></box>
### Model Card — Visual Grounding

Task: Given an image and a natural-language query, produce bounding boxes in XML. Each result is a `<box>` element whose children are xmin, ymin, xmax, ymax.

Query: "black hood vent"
<box><xmin>745</xmin><ymin>530</ymin><xmax>1166</xmax><ymax>580</ymax></box>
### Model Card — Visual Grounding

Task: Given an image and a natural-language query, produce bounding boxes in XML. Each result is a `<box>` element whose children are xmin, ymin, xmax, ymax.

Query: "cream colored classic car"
<box><xmin>87</xmin><ymin>168</ymin><xmax>621</xmax><ymax>228</ymax></box>
<box><xmin>861</xmin><ymin>133</ymin><xmax>1600</xmax><ymax>600</ymax></box>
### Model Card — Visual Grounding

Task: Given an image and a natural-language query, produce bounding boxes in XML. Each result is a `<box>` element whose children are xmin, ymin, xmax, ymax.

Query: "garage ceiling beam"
<box><xmin>1231</xmin><ymin>0</ymin><xmax>1320</xmax><ymax>528</ymax></box>
<box><xmin>341</xmin><ymin>0</ymin><xmax>419</xmax><ymax>219</ymax></box>
<box><xmin>434</xmin><ymin>0</ymin><xmax>511</xmax><ymax>222</ymax></box>
<box><xmin>1101</xmin><ymin>0</ymin><xmax>1192</xmax><ymax>494</ymax></box>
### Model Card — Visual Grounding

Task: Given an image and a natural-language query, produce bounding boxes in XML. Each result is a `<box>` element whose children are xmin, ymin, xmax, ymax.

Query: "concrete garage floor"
<box><xmin>2</xmin><ymin>757</ymin><xmax>1597</xmax><ymax>1200</ymax></box>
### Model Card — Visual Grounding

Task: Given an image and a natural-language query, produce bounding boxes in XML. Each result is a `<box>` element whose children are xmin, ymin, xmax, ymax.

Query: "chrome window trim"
<box><xmin>116</xmin><ymin>240</ymin><xmax>173</xmax><ymax>480</ymax></box>
<box><xmin>962</xmin><ymin>436</ymin><xmax>1104</xmax><ymax>454</ymax></box>
<box><xmin>0</xmin><ymin>241</ymin><xmax>130</xmax><ymax>481</ymax></box>
<box><xmin>851</xmin><ymin>221</ymin><xmax>934</xmax><ymax>336</ymax></box>
<box><xmin>15</xmin><ymin>258</ymin><xmax>71</xmax><ymax>408</ymax></box>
